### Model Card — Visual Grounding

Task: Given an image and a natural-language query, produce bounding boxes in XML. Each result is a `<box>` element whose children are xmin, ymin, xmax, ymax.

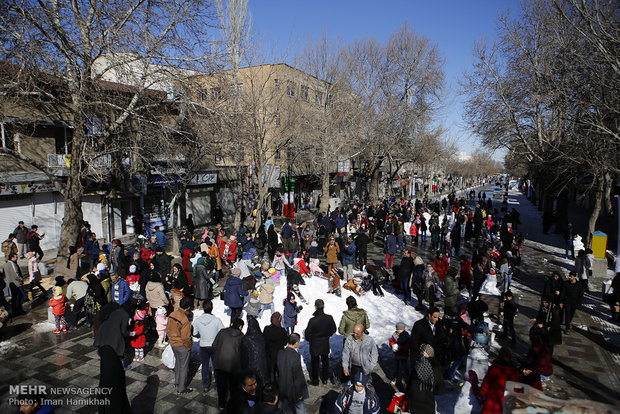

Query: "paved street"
<box><xmin>0</xmin><ymin>186</ymin><xmax>619</xmax><ymax>413</ymax></box>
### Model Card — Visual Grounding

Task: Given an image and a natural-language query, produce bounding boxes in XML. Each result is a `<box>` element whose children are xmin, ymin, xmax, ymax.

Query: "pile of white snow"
<box><xmin>199</xmin><ymin>270</ymin><xmax>425</xmax><ymax>366</ymax></box>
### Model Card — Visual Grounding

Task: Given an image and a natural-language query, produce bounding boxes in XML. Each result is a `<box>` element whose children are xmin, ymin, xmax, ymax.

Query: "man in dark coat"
<box><xmin>304</xmin><ymin>299</ymin><xmax>337</xmax><ymax>385</ymax></box>
<box><xmin>410</xmin><ymin>307</ymin><xmax>443</xmax><ymax>365</ymax></box>
<box><xmin>563</xmin><ymin>271</ymin><xmax>583</xmax><ymax>333</ymax></box>
<box><xmin>398</xmin><ymin>249</ymin><xmax>414</xmax><ymax>305</ymax></box>
<box><xmin>225</xmin><ymin>369</ymin><xmax>262</xmax><ymax>414</ymax></box>
<box><xmin>277</xmin><ymin>333</ymin><xmax>309</xmax><ymax>413</ymax></box>
<box><xmin>354</xmin><ymin>229</ymin><xmax>370</xmax><ymax>268</ymax></box>
<box><xmin>410</xmin><ymin>307</ymin><xmax>446</xmax><ymax>395</ymax></box>
<box><xmin>264</xmin><ymin>312</ymin><xmax>288</xmax><ymax>378</ymax></box>
<box><xmin>240</xmin><ymin>316</ymin><xmax>272</xmax><ymax>386</ymax></box>
<box><xmin>213</xmin><ymin>318</ymin><xmax>245</xmax><ymax>410</ymax></box>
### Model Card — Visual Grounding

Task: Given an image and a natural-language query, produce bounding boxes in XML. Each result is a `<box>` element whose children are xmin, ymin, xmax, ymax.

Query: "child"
<box><xmin>389</xmin><ymin>322</ymin><xmax>411</xmax><ymax>386</ymax></box>
<box><xmin>49</xmin><ymin>286</ymin><xmax>67</xmax><ymax>334</ymax></box>
<box><xmin>282</xmin><ymin>292</ymin><xmax>302</xmax><ymax>335</ymax></box>
<box><xmin>502</xmin><ymin>290</ymin><xmax>518</xmax><ymax>344</ymax></box>
<box><xmin>154</xmin><ymin>306</ymin><xmax>168</xmax><ymax>349</ymax></box>
<box><xmin>518</xmin><ymin>357</ymin><xmax>542</xmax><ymax>391</ymax></box>
<box><xmin>272</xmin><ymin>248</ymin><xmax>292</xmax><ymax>277</ymax></box>
<box><xmin>126</xmin><ymin>265</ymin><xmax>141</xmax><ymax>293</ymax></box>
<box><xmin>245</xmin><ymin>290</ymin><xmax>261</xmax><ymax>320</ymax></box>
<box><xmin>130</xmin><ymin>308</ymin><xmax>147</xmax><ymax>361</ymax></box>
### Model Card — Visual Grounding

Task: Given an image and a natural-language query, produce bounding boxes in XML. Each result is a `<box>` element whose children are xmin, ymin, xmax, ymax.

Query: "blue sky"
<box><xmin>249</xmin><ymin>0</ymin><xmax>519</xmax><ymax>158</ymax></box>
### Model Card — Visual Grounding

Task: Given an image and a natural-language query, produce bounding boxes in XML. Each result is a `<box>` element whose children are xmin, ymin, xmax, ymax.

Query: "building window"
<box><xmin>301</xmin><ymin>85</ymin><xmax>309</xmax><ymax>101</ymax></box>
<box><xmin>286</xmin><ymin>80</ymin><xmax>296</xmax><ymax>97</ymax></box>
<box><xmin>315</xmin><ymin>90</ymin><xmax>323</xmax><ymax>105</ymax></box>
<box><xmin>326</xmin><ymin>93</ymin><xmax>334</xmax><ymax>108</ymax></box>
<box><xmin>228</xmin><ymin>83</ymin><xmax>243</xmax><ymax>97</ymax></box>
<box><xmin>197</xmin><ymin>89</ymin><xmax>208</xmax><ymax>102</ymax></box>
<box><xmin>211</xmin><ymin>87</ymin><xmax>221</xmax><ymax>101</ymax></box>
<box><xmin>274</xmin><ymin>78</ymin><xmax>280</xmax><ymax>90</ymax></box>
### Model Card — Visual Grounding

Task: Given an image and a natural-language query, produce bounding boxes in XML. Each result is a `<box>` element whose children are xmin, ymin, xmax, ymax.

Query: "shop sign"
<box><xmin>0</xmin><ymin>181</ymin><xmax>56</xmax><ymax>196</ymax></box>
<box><xmin>189</xmin><ymin>171</ymin><xmax>218</xmax><ymax>186</ymax></box>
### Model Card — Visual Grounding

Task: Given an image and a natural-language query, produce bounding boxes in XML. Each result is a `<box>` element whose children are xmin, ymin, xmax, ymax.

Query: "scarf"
<box><xmin>415</xmin><ymin>357</ymin><xmax>434</xmax><ymax>392</ymax></box>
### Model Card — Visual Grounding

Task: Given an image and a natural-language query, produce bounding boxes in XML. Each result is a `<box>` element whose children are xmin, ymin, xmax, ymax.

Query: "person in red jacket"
<box><xmin>480</xmin><ymin>346</ymin><xmax>519</xmax><ymax>414</ymax></box>
<box><xmin>459</xmin><ymin>255</ymin><xmax>473</xmax><ymax>294</ymax></box>
<box><xmin>432</xmin><ymin>252</ymin><xmax>449</xmax><ymax>283</ymax></box>
<box><xmin>130</xmin><ymin>308</ymin><xmax>148</xmax><ymax>362</ymax></box>
<box><xmin>49</xmin><ymin>286</ymin><xmax>67</xmax><ymax>334</ymax></box>
<box><xmin>225</xmin><ymin>236</ymin><xmax>237</xmax><ymax>263</ymax></box>
<box><xmin>518</xmin><ymin>357</ymin><xmax>543</xmax><ymax>391</ymax></box>
<box><xmin>527</xmin><ymin>331</ymin><xmax>553</xmax><ymax>379</ymax></box>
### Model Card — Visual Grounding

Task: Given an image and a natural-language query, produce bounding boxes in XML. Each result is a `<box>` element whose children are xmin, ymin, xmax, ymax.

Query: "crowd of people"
<box><xmin>1</xmin><ymin>186</ymin><xmax>619</xmax><ymax>414</ymax></box>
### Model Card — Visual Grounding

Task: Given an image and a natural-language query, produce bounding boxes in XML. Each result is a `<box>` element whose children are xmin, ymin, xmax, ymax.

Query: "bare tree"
<box><xmin>347</xmin><ymin>22</ymin><xmax>446</xmax><ymax>202</ymax></box>
<box><xmin>461</xmin><ymin>0</ymin><xmax>619</xmax><ymax>244</ymax></box>
<box><xmin>296</xmin><ymin>32</ymin><xmax>362</xmax><ymax>213</ymax></box>
<box><xmin>216</xmin><ymin>0</ymin><xmax>252</xmax><ymax>229</ymax></box>
<box><xmin>0</xmin><ymin>0</ymin><xmax>218</xmax><ymax>262</ymax></box>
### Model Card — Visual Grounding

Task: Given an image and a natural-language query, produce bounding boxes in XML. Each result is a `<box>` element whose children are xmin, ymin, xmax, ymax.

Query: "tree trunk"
<box><xmin>586</xmin><ymin>175</ymin><xmax>604</xmax><ymax>247</ymax></box>
<box><xmin>369</xmin><ymin>167</ymin><xmax>380</xmax><ymax>202</ymax></box>
<box><xmin>319</xmin><ymin>167</ymin><xmax>330</xmax><ymax>214</ymax></box>
<box><xmin>56</xmin><ymin>173</ymin><xmax>84</xmax><ymax>275</ymax></box>
<box><xmin>233</xmin><ymin>167</ymin><xmax>244</xmax><ymax>229</ymax></box>
<box><xmin>56</xmin><ymin>120</ymin><xmax>86</xmax><ymax>274</ymax></box>
<box><xmin>555</xmin><ymin>190</ymin><xmax>568</xmax><ymax>236</ymax></box>
<box><xmin>604</xmin><ymin>171</ymin><xmax>613</xmax><ymax>215</ymax></box>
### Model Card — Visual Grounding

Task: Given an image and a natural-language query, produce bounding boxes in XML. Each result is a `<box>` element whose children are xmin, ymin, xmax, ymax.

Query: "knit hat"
<box><xmin>268</xmin><ymin>268</ymin><xmax>277</xmax><ymax>275</ymax></box>
<box><xmin>420</xmin><ymin>343</ymin><xmax>435</xmax><ymax>358</ymax></box>
<box><xmin>354</xmin><ymin>372</ymin><xmax>368</xmax><ymax>386</ymax></box>
<box><xmin>52</xmin><ymin>286</ymin><xmax>63</xmax><ymax>299</ymax></box>
<box><xmin>396</xmin><ymin>322</ymin><xmax>406</xmax><ymax>330</ymax></box>
<box><xmin>287</xmin><ymin>291</ymin><xmax>295</xmax><ymax>301</ymax></box>
<box><xmin>96</xmin><ymin>263</ymin><xmax>106</xmax><ymax>272</ymax></box>
<box><xmin>129</xmin><ymin>265</ymin><xmax>137</xmax><ymax>273</ymax></box>
<box><xmin>134</xmin><ymin>309</ymin><xmax>147</xmax><ymax>321</ymax></box>
<box><xmin>231</xmin><ymin>268</ymin><xmax>241</xmax><ymax>277</ymax></box>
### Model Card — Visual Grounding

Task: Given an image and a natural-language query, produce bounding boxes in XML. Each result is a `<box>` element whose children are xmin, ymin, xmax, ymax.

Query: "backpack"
<box><xmin>472</xmin><ymin>320</ymin><xmax>490</xmax><ymax>345</ymax></box>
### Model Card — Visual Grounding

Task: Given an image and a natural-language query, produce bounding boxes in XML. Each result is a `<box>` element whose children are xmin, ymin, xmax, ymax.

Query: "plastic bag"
<box><xmin>161</xmin><ymin>344</ymin><xmax>175</xmax><ymax>369</ymax></box>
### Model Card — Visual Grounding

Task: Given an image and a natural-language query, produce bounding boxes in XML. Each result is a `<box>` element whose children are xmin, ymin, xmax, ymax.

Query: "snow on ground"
<box><xmin>195</xmin><ymin>271</ymin><xmax>425</xmax><ymax>372</ymax></box>
<box><xmin>0</xmin><ymin>340</ymin><xmax>25</xmax><ymax>356</ymax></box>
<box><xmin>32</xmin><ymin>321</ymin><xmax>56</xmax><ymax>333</ymax></box>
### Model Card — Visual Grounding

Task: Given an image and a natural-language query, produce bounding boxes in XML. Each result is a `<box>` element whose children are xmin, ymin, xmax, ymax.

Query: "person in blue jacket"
<box><xmin>342</xmin><ymin>235</ymin><xmax>357</xmax><ymax>281</ymax></box>
<box><xmin>110</xmin><ymin>274</ymin><xmax>131</xmax><ymax>305</ymax></box>
<box><xmin>224</xmin><ymin>268</ymin><xmax>248</xmax><ymax>326</ymax></box>
<box><xmin>335</xmin><ymin>213</ymin><xmax>347</xmax><ymax>234</ymax></box>
<box><xmin>282</xmin><ymin>291</ymin><xmax>302</xmax><ymax>335</ymax></box>
<box><xmin>384</xmin><ymin>233</ymin><xmax>397</xmax><ymax>270</ymax></box>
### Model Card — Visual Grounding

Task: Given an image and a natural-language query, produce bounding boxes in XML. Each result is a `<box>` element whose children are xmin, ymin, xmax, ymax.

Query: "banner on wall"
<box><xmin>0</xmin><ymin>182</ymin><xmax>57</xmax><ymax>196</ymax></box>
